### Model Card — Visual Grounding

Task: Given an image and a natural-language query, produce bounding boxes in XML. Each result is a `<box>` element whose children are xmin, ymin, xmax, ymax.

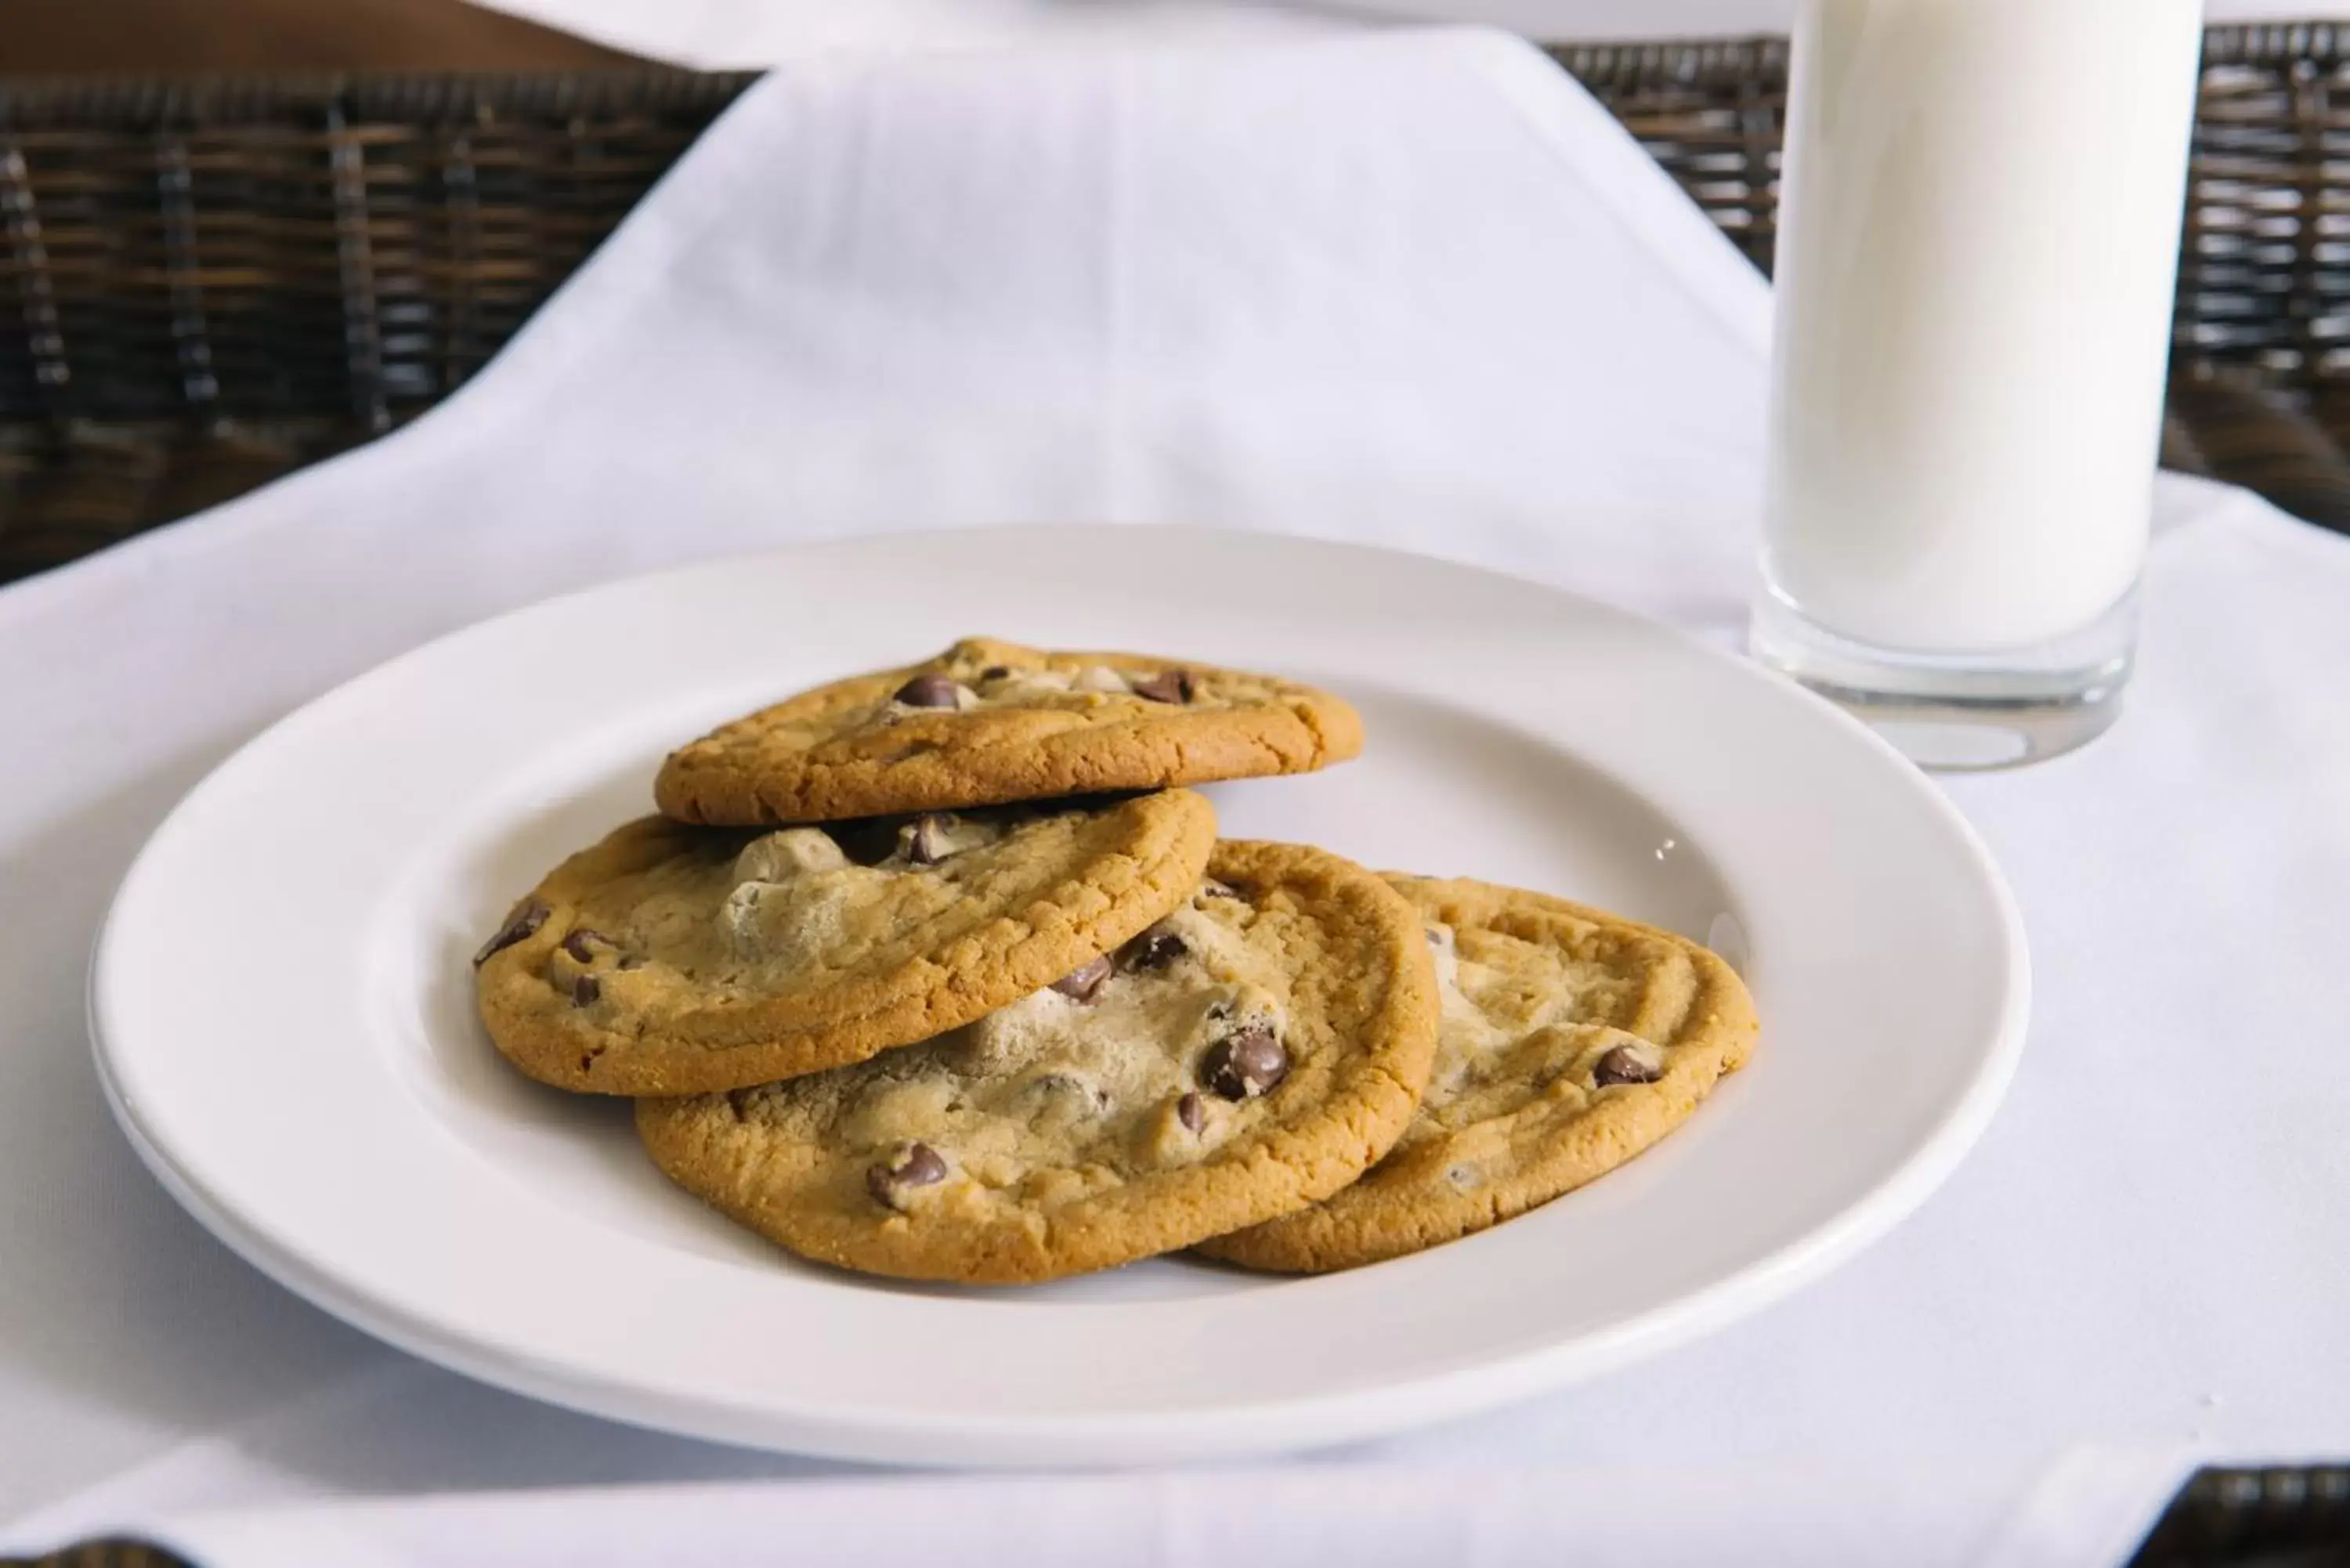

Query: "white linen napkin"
<box><xmin>16</xmin><ymin>1453</ymin><xmax>2193</xmax><ymax>1568</ymax></box>
<box><xmin>1</xmin><ymin>26</ymin><xmax>2341</xmax><ymax>1563</ymax></box>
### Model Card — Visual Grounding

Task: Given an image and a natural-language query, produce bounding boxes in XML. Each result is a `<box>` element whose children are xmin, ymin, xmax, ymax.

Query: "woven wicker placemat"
<box><xmin>0</xmin><ymin>69</ymin><xmax>757</xmax><ymax>580</ymax></box>
<box><xmin>6</xmin><ymin>28</ymin><xmax>2350</xmax><ymax>582</ymax></box>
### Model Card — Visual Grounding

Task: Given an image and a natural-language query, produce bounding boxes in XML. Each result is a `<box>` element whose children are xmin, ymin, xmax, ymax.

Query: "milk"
<box><xmin>1762</xmin><ymin>0</ymin><xmax>2203</xmax><ymax>654</ymax></box>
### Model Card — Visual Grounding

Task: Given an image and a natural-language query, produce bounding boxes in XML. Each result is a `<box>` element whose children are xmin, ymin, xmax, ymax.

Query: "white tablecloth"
<box><xmin>2</xmin><ymin>26</ymin><xmax>2346</xmax><ymax>1564</ymax></box>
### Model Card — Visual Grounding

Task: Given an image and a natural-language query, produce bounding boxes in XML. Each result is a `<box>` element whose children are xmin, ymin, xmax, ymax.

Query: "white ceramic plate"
<box><xmin>92</xmin><ymin>526</ymin><xmax>2026</xmax><ymax>1468</ymax></box>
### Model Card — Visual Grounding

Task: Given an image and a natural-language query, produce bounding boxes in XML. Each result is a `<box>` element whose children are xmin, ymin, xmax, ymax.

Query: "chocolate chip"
<box><xmin>1201</xmin><ymin>1023</ymin><xmax>1287</xmax><ymax>1100</ymax></box>
<box><xmin>866</xmin><ymin>1141</ymin><xmax>949</xmax><ymax>1209</ymax></box>
<box><xmin>473</xmin><ymin>900</ymin><xmax>548</xmax><ymax>966</ymax></box>
<box><xmin>1122</xmin><ymin>927</ymin><xmax>1188</xmax><ymax>971</ymax></box>
<box><xmin>1593</xmin><ymin>1044</ymin><xmax>1664</xmax><ymax>1086</ymax></box>
<box><xmin>1130</xmin><ymin>670</ymin><xmax>1194</xmax><ymax>704</ymax></box>
<box><xmin>1050</xmin><ymin>954</ymin><xmax>1113</xmax><ymax>1003</ymax></box>
<box><xmin>980</xmin><ymin>665</ymin><xmax>1011</xmax><ymax>681</ymax></box>
<box><xmin>560</xmin><ymin>927</ymin><xmax>609</xmax><ymax>963</ymax></box>
<box><xmin>893</xmin><ymin>673</ymin><xmax>963</xmax><ymax>708</ymax></box>
<box><xmin>903</xmin><ymin>814</ymin><xmax>955</xmax><ymax>865</ymax></box>
<box><xmin>570</xmin><ymin>974</ymin><xmax>601</xmax><ymax>1007</ymax></box>
<box><xmin>1176</xmin><ymin>1092</ymin><xmax>1206</xmax><ymax>1133</ymax></box>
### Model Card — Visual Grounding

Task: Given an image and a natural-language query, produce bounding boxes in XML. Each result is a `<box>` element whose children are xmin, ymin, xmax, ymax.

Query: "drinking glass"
<box><xmin>1751</xmin><ymin>0</ymin><xmax>2204</xmax><ymax>768</ymax></box>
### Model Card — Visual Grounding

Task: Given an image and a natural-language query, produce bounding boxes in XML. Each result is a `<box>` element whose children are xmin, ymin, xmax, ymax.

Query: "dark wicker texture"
<box><xmin>8</xmin><ymin>30</ymin><xmax>2350</xmax><ymax>580</ymax></box>
<box><xmin>0</xmin><ymin>70</ymin><xmax>757</xmax><ymax>576</ymax></box>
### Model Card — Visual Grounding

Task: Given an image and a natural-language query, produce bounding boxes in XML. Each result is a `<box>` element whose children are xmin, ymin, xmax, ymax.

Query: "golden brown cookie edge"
<box><xmin>653</xmin><ymin>638</ymin><xmax>1364</xmax><ymax>826</ymax></box>
<box><xmin>475</xmin><ymin>790</ymin><xmax>1218</xmax><ymax>1096</ymax></box>
<box><xmin>1196</xmin><ymin>876</ymin><xmax>1758</xmax><ymax>1274</ymax></box>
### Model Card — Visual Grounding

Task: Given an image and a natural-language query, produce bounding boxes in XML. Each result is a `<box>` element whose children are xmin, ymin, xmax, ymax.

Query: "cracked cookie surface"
<box><xmin>633</xmin><ymin>840</ymin><xmax>1438</xmax><ymax>1283</ymax></box>
<box><xmin>654</xmin><ymin>636</ymin><xmax>1361</xmax><ymax>825</ymax></box>
<box><xmin>1198</xmin><ymin>876</ymin><xmax>1758</xmax><ymax>1274</ymax></box>
<box><xmin>474</xmin><ymin>791</ymin><xmax>1215</xmax><ymax>1095</ymax></box>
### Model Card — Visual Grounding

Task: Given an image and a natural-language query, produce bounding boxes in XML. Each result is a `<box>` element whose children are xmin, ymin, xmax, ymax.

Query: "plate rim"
<box><xmin>88</xmin><ymin>524</ymin><xmax>2031</xmax><ymax>1465</ymax></box>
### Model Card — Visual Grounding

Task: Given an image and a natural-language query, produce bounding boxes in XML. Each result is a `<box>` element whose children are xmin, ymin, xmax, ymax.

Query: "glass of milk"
<box><xmin>1750</xmin><ymin>0</ymin><xmax>2204</xmax><ymax>768</ymax></box>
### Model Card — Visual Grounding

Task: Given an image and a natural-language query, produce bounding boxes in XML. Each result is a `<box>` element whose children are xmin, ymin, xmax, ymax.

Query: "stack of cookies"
<box><xmin>473</xmin><ymin>637</ymin><xmax>1758</xmax><ymax>1283</ymax></box>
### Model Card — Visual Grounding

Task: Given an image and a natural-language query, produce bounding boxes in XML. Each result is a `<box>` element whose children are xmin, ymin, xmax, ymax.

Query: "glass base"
<box><xmin>1749</xmin><ymin>587</ymin><xmax>2137</xmax><ymax>771</ymax></box>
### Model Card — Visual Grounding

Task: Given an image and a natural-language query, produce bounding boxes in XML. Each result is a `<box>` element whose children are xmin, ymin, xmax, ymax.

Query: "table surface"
<box><xmin>472</xmin><ymin>0</ymin><xmax>2350</xmax><ymax>67</ymax></box>
<box><xmin>3</xmin><ymin>15</ymin><xmax>2348</xmax><ymax>1563</ymax></box>
<box><xmin>11</xmin><ymin>0</ymin><xmax>2346</xmax><ymax>75</ymax></box>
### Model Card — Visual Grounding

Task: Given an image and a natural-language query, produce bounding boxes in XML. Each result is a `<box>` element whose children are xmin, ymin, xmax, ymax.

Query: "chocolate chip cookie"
<box><xmin>632</xmin><ymin>840</ymin><xmax>1440</xmax><ymax>1284</ymax></box>
<box><xmin>475</xmin><ymin>790</ymin><xmax>1217</xmax><ymax>1096</ymax></box>
<box><xmin>653</xmin><ymin>637</ymin><xmax>1362</xmax><ymax>826</ymax></box>
<box><xmin>1198</xmin><ymin>876</ymin><xmax>1757</xmax><ymax>1274</ymax></box>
